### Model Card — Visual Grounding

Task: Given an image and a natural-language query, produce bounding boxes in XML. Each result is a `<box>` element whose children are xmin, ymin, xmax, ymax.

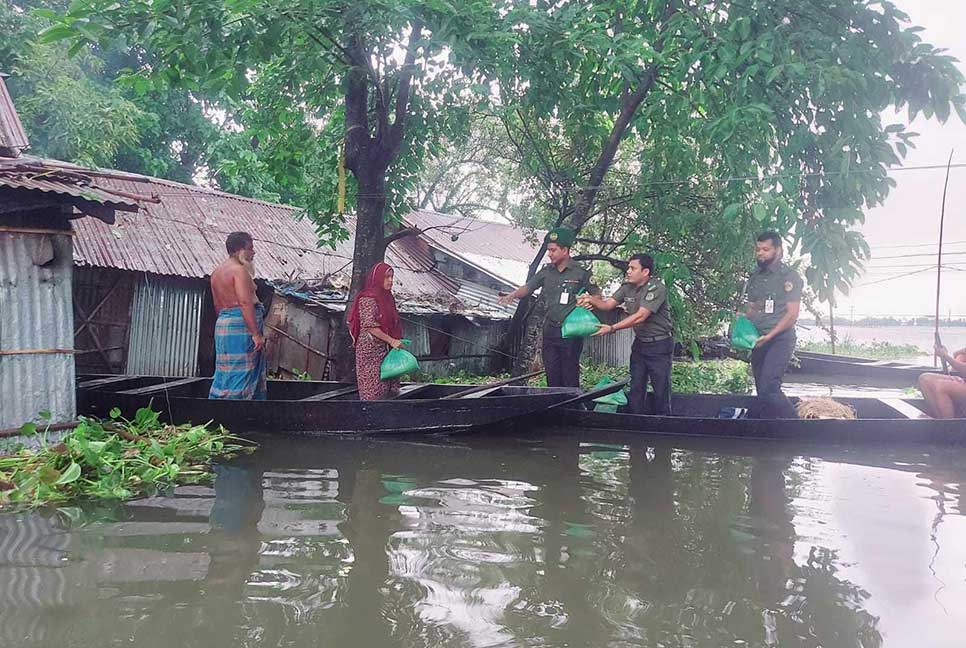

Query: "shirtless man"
<box><xmin>918</xmin><ymin>345</ymin><xmax>966</xmax><ymax>419</ymax></box>
<box><xmin>208</xmin><ymin>231</ymin><xmax>267</xmax><ymax>400</ymax></box>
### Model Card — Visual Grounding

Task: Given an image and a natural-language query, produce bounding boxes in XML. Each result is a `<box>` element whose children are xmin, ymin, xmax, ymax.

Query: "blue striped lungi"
<box><xmin>209</xmin><ymin>304</ymin><xmax>267</xmax><ymax>400</ymax></box>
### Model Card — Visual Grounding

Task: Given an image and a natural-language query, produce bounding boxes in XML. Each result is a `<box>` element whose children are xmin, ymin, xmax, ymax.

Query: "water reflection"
<box><xmin>0</xmin><ymin>433</ymin><xmax>964</xmax><ymax>646</ymax></box>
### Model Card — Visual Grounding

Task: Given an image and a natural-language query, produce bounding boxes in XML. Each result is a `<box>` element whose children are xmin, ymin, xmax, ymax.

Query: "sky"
<box><xmin>836</xmin><ymin>0</ymin><xmax>966</xmax><ymax>319</ymax></box>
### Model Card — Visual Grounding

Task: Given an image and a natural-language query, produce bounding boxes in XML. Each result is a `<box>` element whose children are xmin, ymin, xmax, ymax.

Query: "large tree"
<box><xmin>48</xmin><ymin>0</ymin><xmax>513</xmax><ymax>377</ymax></box>
<box><xmin>494</xmin><ymin>0</ymin><xmax>965</xmax><ymax>370</ymax></box>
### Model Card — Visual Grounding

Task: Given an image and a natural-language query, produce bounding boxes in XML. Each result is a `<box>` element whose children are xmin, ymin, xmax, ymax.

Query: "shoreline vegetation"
<box><xmin>1</xmin><ymin>408</ymin><xmax>254</xmax><ymax>510</ymax></box>
<box><xmin>796</xmin><ymin>339</ymin><xmax>925</xmax><ymax>360</ymax></box>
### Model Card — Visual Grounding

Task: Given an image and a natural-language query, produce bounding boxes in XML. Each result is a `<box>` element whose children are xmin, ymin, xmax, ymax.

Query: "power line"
<box><xmin>868</xmin><ymin>251</ymin><xmax>966</xmax><ymax>261</ymax></box>
<box><xmin>862</xmin><ymin>262</ymin><xmax>966</xmax><ymax>271</ymax></box>
<box><xmin>868</xmin><ymin>239</ymin><xmax>966</xmax><ymax>250</ymax></box>
<box><xmin>854</xmin><ymin>265</ymin><xmax>940</xmax><ymax>287</ymax></box>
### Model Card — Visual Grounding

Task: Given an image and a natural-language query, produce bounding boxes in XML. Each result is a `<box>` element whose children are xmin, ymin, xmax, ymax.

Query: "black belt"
<box><xmin>635</xmin><ymin>334</ymin><xmax>671</xmax><ymax>343</ymax></box>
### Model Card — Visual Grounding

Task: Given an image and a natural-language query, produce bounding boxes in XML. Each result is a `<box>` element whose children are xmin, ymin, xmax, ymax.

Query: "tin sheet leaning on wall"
<box><xmin>0</xmin><ymin>231</ymin><xmax>75</xmax><ymax>429</ymax></box>
<box><xmin>126</xmin><ymin>276</ymin><xmax>204</xmax><ymax>377</ymax></box>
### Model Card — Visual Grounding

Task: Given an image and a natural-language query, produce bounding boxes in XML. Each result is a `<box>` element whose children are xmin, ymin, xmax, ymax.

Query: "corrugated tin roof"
<box><xmin>69</xmin><ymin>168</ymin><xmax>457</xmax><ymax>301</ymax></box>
<box><xmin>0</xmin><ymin>158</ymin><xmax>140</xmax><ymax>215</ymax></box>
<box><xmin>403</xmin><ymin>210</ymin><xmax>546</xmax><ymax>286</ymax></box>
<box><xmin>277</xmin><ymin>277</ymin><xmax>514</xmax><ymax>320</ymax></box>
<box><xmin>0</xmin><ymin>74</ymin><xmax>29</xmax><ymax>152</ymax></box>
<box><xmin>454</xmin><ymin>281</ymin><xmax>517</xmax><ymax>320</ymax></box>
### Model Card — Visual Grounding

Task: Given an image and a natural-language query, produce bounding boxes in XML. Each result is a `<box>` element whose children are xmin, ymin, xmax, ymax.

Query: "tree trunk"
<box><xmin>509</xmin><ymin>297</ymin><xmax>545</xmax><ymax>377</ymax></box>
<box><xmin>502</xmin><ymin>241</ymin><xmax>550</xmax><ymax>376</ymax></box>
<box><xmin>330</xmin><ymin>174</ymin><xmax>388</xmax><ymax>381</ymax></box>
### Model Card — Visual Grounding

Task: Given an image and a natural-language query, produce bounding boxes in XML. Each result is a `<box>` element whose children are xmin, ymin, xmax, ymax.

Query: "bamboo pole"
<box><xmin>935</xmin><ymin>150</ymin><xmax>954</xmax><ymax>372</ymax></box>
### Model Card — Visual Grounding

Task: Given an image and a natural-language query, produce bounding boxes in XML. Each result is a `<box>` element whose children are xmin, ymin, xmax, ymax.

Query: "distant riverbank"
<box><xmin>796</xmin><ymin>324</ymin><xmax>948</xmax><ymax>363</ymax></box>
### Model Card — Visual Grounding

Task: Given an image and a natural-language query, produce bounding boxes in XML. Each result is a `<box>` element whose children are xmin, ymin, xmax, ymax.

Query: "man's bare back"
<box><xmin>211</xmin><ymin>237</ymin><xmax>264</xmax><ymax>351</ymax></box>
<box><xmin>211</xmin><ymin>257</ymin><xmax>256</xmax><ymax>312</ymax></box>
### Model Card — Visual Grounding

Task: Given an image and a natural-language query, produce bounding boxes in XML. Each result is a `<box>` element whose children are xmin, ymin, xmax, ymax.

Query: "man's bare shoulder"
<box><xmin>212</xmin><ymin>259</ymin><xmax>246</xmax><ymax>280</ymax></box>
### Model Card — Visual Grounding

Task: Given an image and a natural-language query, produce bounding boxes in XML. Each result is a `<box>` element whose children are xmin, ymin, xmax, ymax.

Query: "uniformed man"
<box><xmin>742</xmin><ymin>231</ymin><xmax>803</xmax><ymax>419</ymax></box>
<box><xmin>578</xmin><ymin>253</ymin><xmax>674</xmax><ymax>415</ymax></box>
<box><xmin>498</xmin><ymin>227</ymin><xmax>598</xmax><ymax>387</ymax></box>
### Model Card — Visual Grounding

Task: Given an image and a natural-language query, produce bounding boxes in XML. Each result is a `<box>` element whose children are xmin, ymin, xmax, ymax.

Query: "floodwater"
<box><xmin>2</xmin><ymin>430</ymin><xmax>965</xmax><ymax>648</ymax></box>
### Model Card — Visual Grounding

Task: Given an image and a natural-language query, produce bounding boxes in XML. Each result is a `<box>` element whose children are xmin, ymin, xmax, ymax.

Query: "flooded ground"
<box><xmin>1</xmin><ymin>429</ymin><xmax>964</xmax><ymax>647</ymax></box>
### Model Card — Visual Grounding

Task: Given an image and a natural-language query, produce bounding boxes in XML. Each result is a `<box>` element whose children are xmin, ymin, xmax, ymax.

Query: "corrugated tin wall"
<box><xmin>583</xmin><ymin>328</ymin><xmax>635</xmax><ymax>367</ymax></box>
<box><xmin>0</xmin><ymin>231</ymin><xmax>75</xmax><ymax>429</ymax></box>
<box><xmin>402</xmin><ymin>315</ymin><xmax>509</xmax><ymax>376</ymax></box>
<box><xmin>126</xmin><ymin>276</ymin><xmax>204</xmax><ymax>377</ymax></box>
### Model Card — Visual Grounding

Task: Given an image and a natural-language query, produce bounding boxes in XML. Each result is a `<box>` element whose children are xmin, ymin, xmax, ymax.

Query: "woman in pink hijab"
<box><xmin>346</xmin><ymin>262</ymin><xmax>405</xmax><ymax>400</ymax></box>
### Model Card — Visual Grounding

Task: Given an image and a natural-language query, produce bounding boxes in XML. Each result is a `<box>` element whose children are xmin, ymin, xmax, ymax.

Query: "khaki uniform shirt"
<box><xmin>612</xmin><ymin>278</ymin><xmax>673</xmax><ymax>341</ymax></box>
<box><xmin>525</xmin><ymin>259</ymin><xmax>599</xmax><ymax>331</ymax></box>
<box><xmin>744</xmin><ymin>262</ymin><xmax>803</xmax><ymax>334</ymax></box>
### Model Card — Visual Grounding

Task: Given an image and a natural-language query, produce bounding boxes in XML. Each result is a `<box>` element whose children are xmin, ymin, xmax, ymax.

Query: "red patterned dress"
<box><xmin>354</xmin><ymin>296</ymin><xmax>400</xmax><ymax>400</ymax></box>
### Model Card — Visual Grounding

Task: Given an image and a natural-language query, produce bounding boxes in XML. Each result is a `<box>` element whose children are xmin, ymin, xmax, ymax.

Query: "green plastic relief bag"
<box><xmin>561</xmin><ymin>306</ymin><xmax>601</xmax><ymax>338</ymax></box>
<box><xmin>561</xmin><ymin>289</ymin><xmax>601</xmax><ymax>339</ymax></box>
<box><xmin>730</xmin><ymin>316</ymin><xmax>760</xmax><ymax>351</ymax></box>
<box><xmin>380</xmin><ymin>339</ymin><xmax>419</xmax><ymax>380</ymax></box>
<box><xmin>591</xmin><ymin>376</ymin><xmax>628</xmax><ymax>406</ymax></box>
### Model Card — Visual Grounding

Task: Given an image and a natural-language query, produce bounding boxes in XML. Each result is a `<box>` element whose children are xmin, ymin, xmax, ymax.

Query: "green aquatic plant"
<box><xmin>0</xmin><ymin>407</ymin><xmax>254</xmax><ymax>509</ymax></box>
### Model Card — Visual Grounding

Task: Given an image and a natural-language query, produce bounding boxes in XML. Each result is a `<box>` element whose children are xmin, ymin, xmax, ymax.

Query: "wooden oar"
<box><xmin>441</xmin><ymin>369</ymin><xmax>546</xmax><ymax>400</ymax></box>
<box><xmin>539</xmin><ymin>377</ymin><xmax>632</xmax><ymax>413</ymax></box>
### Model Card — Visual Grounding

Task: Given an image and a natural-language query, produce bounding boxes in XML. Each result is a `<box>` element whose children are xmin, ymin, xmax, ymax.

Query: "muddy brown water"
<box><xmin>1</xmin><ymin>426</ymin><xmax>964</xmax><ymax>647</ymax></box>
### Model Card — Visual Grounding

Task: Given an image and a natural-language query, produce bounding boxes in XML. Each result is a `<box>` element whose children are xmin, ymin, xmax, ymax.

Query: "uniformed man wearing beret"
<box><xmin>742</xmin><ymin>231</ymin><xmax>803</xmax><ymax>418</ymax></box>
<box><xmin>578</xmin><ymin>253</ymin><xmax>674</xmax><ymax>415</ymax></box>
<box><xmin>498</xmin><ymin>227</ymin><xmax>599</xmax><ymax>387</ymax></box>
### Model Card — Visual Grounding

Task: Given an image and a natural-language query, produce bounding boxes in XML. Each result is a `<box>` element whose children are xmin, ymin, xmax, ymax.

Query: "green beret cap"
<box><xmin>545</xmin><ymin>227</ymin><xmax>575</xmax><ymax>247</ymax></box>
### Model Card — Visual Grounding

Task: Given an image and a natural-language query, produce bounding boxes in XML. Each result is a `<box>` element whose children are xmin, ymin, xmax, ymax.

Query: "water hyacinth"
<box><xmin>0</xmin><ymin>407</ymin><xmax>255</xmax><ymax>509</ymax></box>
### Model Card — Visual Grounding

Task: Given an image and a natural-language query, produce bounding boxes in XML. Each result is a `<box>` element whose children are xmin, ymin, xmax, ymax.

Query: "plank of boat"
<box><xmin>117</xmin><ymin>377</ymin><xmax>206</xmax><ymax>396</ymax></box>
<box><xmin>78</xmin><ymin>375</ymin><xmax>142</xmax><ymax>390</ymax></box>
<box><xmin>879</xmin><ymin>398</ymin><xmax>931</xmax><ymax>419</ymax></box>
<box><xmin>299</xmin><ymin>385</ymin><xmax>359</xmax><ymax>401</ymax></box>
<box><xmin>441</xmin><ymin>370</ymin><xmax>545</xmax><ymax>400</ymax></box>
<box><xmin>456</xmin><ymin>385</ymin><xmax>504</xmax><ymax>399</ymax></box>
<box><xmin>391</xmin><ymin>384</ymin><xmax>436</xmax><ymax>399</ymax></box>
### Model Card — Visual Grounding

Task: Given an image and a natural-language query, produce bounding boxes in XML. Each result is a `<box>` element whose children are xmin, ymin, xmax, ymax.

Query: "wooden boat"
<box><xmin>557</xmin><ymin>393</ymin><xmax>966</xmax><ymax>445</ymax></box>
<box><xmin>791</xmin><ymin>350</ymin><xmax>939</xmax><ymax>382</ymax></box>
<box><xmin>76</xmin><ymin>375</ymin><xmax>580</xmax><ymax>434</ymax></box>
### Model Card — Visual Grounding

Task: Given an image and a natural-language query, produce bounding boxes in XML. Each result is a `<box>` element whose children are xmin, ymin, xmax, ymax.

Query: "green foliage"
<box><xmin>416</xmin><ymin>370</ymin><xmax>510</xmax><ymax>385</ymax></box>
<box><xmin>559</xmin><ymin>360</ymin><xmax>753</xmax><ymax>395</ymax></box>
<box><xmin>422</xmin><ymin>360</ymin><xmax>752</xmax><ymax>394</ymax></box>
<box><xmin>494</xmin><ymin>0</ymin><xmax>966</xmax><ymax>342</ymax></box>
<box><xmin>36</xmin><ymin>0</ymin><xmax>966</xmax><ymax>328</ymax></box>
<box><xmin>0</xmin><ymin>1</ymin><xmax>252</xmax><ymax>186</ymax></box>
<box><xmin>44</xmin><ymin>0</ymin><xmax>511</xmax><ymax>247</ymax></box>
<box><xmin>798</xmin><ymin>338</ymin><xmax>924</xmax><ymax>360</ymax></box>
<box><xmin>0</xmin><ymin>409</ymin><xmax>254</xmax><ymax>509</ymax></box>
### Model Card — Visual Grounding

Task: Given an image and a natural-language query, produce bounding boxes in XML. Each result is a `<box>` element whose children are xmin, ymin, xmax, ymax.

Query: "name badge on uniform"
<box><xmin>764</xmin><ymin>298</ymin><xmax>775</xmax><ymax>314</ymax></box>
<box><xmin>559</xmin><ymin>290</ymin><xmax>570</xmax><ymax>305</ymax></box>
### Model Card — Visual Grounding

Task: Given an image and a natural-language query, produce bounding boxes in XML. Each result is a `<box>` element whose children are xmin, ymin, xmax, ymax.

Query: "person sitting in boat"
<box><xmin>577</xmin><ymin>253</ymin><xmax>674</xmax><ymax>415</ymax></box>
<box><xmin>209</xmin><ymin>231</ymin><xmax>267</xmax><ymax>400</ymax></box>
<box><xmin>742</xmin><ymin>231</ymin><xmax>803</xmax><ymax>419</ymax></box>
<box><xmin>347</xmin><ymin>262</ymin><xmax>405</xmax><ymax>400</ymax></box>
<box><xmin>918</xmin><ymin>345</ymin><xmax>966</xmax><ymax>418</ymax></box>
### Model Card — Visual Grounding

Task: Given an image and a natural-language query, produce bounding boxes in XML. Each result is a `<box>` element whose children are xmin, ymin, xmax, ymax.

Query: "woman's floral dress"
<box><xmin>354</xmin><ymin>296</ymin><xmax>400</xmax><ymax>400</ymax></box>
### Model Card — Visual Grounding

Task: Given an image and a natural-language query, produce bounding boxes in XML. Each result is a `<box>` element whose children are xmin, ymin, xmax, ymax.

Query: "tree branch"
<box><xmin>573</xmin><ymin>253</ymin><xmax>629</xmax><ymax>270</ymax></box>
<box><xmin>384</xmin><ymin>19</ymin><xmax>424</xmax><ymax>161</ymax></box>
